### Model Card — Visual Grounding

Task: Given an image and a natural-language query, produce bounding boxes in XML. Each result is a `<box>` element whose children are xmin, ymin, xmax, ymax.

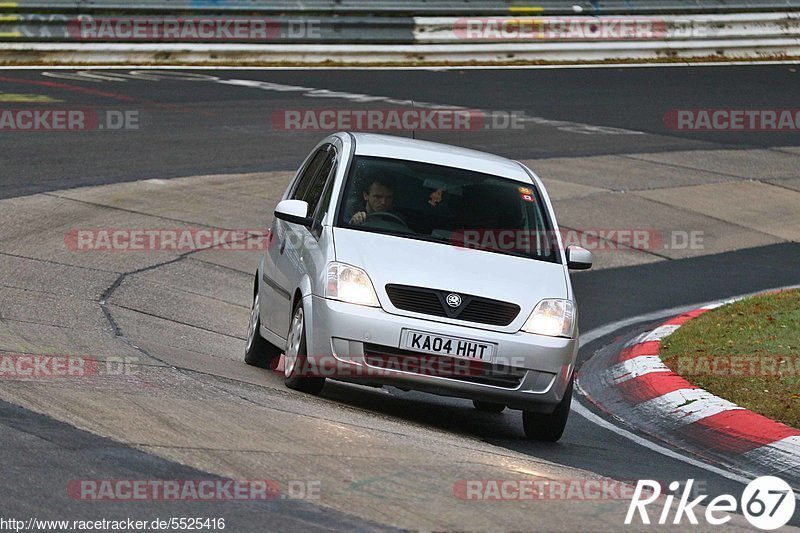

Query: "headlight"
<box><xmin>325</xmin><ymin>262</ymin><xmax>379</xmax><ymax>307</ymax></box>
<box><xmin>521</xmin><ymin>299</ymin><xmax>574</xmax><ymax>338</ymax></box>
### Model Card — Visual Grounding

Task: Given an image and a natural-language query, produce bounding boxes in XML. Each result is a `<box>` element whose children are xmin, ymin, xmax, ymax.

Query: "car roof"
<box><xmin>347</xmin><ymin>132</ymin><xmax>533</xmax><ymax>184</ymax></box>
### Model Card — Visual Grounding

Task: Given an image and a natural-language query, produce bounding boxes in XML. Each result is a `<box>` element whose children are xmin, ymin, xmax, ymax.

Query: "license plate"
<box><xmin>402</xmin><ymin>330</ymin><xmax>495</xmax><ymax>363</ymax></box>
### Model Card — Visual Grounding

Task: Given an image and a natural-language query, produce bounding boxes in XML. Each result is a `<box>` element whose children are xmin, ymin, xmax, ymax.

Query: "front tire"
<box><xmin>522</xmin><ymin>375</ymin><xmax>573</xmax><ymax>442</ymax></box>
<box><xmin>284</xmin><ymin>300</ymin><xmax>325</xmax><ymax>395</ymax></box>
<box><xmin>244</xmin><ymin>289</ymin><xmax>282</xmax><ymax>368</ymax></box>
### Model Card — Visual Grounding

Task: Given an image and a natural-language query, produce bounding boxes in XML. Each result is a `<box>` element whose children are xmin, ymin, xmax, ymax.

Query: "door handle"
<box><xmin>279</xmin><ymin>238</ymin><xmax>287</xmax><ymax>254</ymax></box>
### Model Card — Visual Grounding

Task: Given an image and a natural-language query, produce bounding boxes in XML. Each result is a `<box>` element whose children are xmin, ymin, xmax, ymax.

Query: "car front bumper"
<box><xmin>305</xmin><ymin>295</ymin><xmax>577</xmax><ymax>412</ymax></box>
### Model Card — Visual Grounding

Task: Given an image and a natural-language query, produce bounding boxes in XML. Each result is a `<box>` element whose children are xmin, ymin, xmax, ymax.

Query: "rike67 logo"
<box><xmin>626</xmin><ymin>477</ymin><xmax>795</xmax><ymax>530</ymax></box>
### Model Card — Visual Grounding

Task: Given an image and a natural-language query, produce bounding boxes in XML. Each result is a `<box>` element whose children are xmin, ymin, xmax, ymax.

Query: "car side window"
<box><xmin>304</xmin><ymin>150</ymin><xmax>336</xmax><ymax>217</ymax></box>
<box><xmin>290</xmin><ymin>147</ymin><xmax>329</xmax><ymax>201</ymax></box>
<box><xmin>312</xmin><ymin>164</ymin><xmax>337</xmax><ymax>228</ymax></box>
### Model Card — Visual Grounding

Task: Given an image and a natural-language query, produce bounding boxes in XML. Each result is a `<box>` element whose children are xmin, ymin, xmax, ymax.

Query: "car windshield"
<box><xmin>335</xmin><ymin>155</ymin><xmax>558</xmax><ymax>262</ymax></box>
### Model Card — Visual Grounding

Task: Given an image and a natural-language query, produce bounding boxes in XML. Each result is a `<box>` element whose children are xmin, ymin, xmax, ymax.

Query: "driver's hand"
<box><xmin>349</xmin><ymin>211</ymin><xmax>367</xmax><ymax>225</ymax></box>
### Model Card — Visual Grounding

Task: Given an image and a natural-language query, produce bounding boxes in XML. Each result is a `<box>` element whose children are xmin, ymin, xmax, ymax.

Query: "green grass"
<box><xmin>660</xmin><ymin>289</ymin><xmax>800</xmax><ymax>429</ymax></box>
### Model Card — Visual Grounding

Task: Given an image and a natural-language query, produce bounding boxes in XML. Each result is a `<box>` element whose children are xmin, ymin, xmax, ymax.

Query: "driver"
<box><xmin>349</xmin><ymin>178</ymin><xmax>395</xmax><ymax>225</ymax></box>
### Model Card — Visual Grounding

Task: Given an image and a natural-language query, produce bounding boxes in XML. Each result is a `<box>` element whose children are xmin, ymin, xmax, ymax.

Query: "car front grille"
<box><xmin>363</xmin><ymin>344</ymin><xmax>526</xmax><ymax>389</ymax></box>
<box><xmin>384</xmin><ymin>284</ymin><xmax>520</xmax><ymax>326</ymax></box>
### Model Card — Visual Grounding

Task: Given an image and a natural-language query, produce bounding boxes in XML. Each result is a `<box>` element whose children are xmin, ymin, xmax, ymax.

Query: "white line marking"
<box><xmin>632</xmin><ymin>388</ymin><xmax>743</xmax><ymax>429</ymax></box>
<box><xmin>609</xmin><ymin>355</ymin><xmax>670</xmax><ymax>384</ymax></box>
<box><xmin>642</xmin><ymin>324</ymin><xmax>680</xmax><ymax>342</ymax></box>
<box><xmin>2</xmin><ymin>60</ymin><xmax>800</xmax><ymax>70</ymax></box>
<box><xmin>574</xmin><ymin>283</ymin><xmax>800</xmax><ymax>491</ymax></box>
<box><xmin>32</xmin><ymin>68</ymin><xmax>644</xmax><ymax>136</ymax></box>
<box><xmin>631</xmin><ymin>324</ymin><xmax>680</xmax><ymax>344</ymax></box>
<box><xmin>743</xmin><ymin>436</ymin><xmax>800</xmax><ymax>477</ymax></box>
<box><xmin>212</xmin><ymin>77</ymin><xmax>644</xmax><ymax>135</ymax></box>
<box><xmin>701</xmin><ymin>299</ymin><xmax>738</xmax><ymax>310</ymax></box>
<box><xmin>571</xmin><ymin>399</ymin><xmax>754</xmax><ymax>486</ymax></box>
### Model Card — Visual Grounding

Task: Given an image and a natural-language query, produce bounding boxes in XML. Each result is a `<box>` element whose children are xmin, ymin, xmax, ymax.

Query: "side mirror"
<box><xmin>566</xmin><ymin>245</ymin><xmax>592</xmax><ymax>270</ymax></box>
<box><xmin>274</xmin><ymin>199</ymin><xmax>313</xmax><ymax>227</ymax></box>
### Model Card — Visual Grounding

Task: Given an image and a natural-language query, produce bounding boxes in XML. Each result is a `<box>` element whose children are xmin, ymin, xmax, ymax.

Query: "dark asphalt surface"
<box><xmin>353</xmin><ymin>242</ymin><xmax>800</xmax><ymax>527</ymax></box>
<box><xmin>0</xmin><ymin>399</ymin><xmax>392</xmax><ymax>532</ymax></box>
<box><xmin>1</xmin><ymin>66</ymin><xmax>798</xmax><ymax>529</ymax></box>
<box><xmin>1</xmin><ymin>65</ymin><xmax>799</xmax><ymax>198</ymax></box>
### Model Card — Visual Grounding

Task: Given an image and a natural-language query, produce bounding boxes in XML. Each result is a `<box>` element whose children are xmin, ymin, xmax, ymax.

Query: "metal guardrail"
<box><xmin>415</xmin><ymin>13</ymin><xmax>800</xmax><ymax>43</ymax></box>
<box><xmin>3</xmin><ymin>12</ymin><xmax>799</xmax><ymax>43</ymax></box>
<box><xmin>0</xmin><ymin>15</ymin><xmax>416</xmax><ymax>43</ymax></box>
<box><xmin>3</xmin><ymin>1</ymin><xmax>800</xmax><ymax>15</ymax></box>
<box><xmin>1</xmin><ymin>3</ymin><xmax>799</xmax><ymax>62</ymax></box>
<box><xmin>3</xmin><ymin>2</ymin><xmax>800</xmax><ymax>44</ymax></box>
<box><xmin>4</xmin><ymin>38</ymin><xmax>799</xmax><ymax>64</ymax></box>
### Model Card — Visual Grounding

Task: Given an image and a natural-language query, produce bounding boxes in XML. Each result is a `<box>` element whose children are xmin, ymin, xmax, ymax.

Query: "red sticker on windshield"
<box><xmin>521</xmin><ymin>194</ymin><xmax>534</xmax><ymax>202</ymax></box>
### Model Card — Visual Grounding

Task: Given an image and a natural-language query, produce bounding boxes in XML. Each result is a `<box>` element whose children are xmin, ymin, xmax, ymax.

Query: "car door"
<box><xmin>265</xmin><ymin>144</ymin><xmax>341</xmax><ymax>338</ymax></box>
<box><xmin>261</xmin><ymin>145</ymin><xmax>331</xmax><ymax>338</ymax></box>
<box><xmin>299</xmin><ymin>142</ymin><xmax>339</xmax><ymax>293</ymax></box>
<box><xmin>277</xmin><ymin>145</ymin><xmax>339</xmax><ymax>336</ymax></box>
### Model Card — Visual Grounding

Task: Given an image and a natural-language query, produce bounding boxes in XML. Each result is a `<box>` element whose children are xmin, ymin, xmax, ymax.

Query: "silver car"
<box><xmin>245</xmin><ymin>132</ymin><xmax>592</xmax><ymax>441</ymax></box>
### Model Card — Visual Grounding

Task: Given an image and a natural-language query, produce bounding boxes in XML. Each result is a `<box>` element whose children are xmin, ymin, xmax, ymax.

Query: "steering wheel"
<box><xmin>364</xmin><ymin>211</ymin><xmax>409</xmax><ymax>227</ymax></box>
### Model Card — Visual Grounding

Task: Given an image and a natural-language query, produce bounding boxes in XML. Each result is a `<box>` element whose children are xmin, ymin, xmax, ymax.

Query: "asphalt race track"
<box><xmin>0</xmin><ymin>66</ymin><xmax>798</xmax><ymax>531</ymax></box>
<box><xmin>3</xmin><ymin>65</ymin><xmax>800</xmax><ymax>198</ymax></box>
